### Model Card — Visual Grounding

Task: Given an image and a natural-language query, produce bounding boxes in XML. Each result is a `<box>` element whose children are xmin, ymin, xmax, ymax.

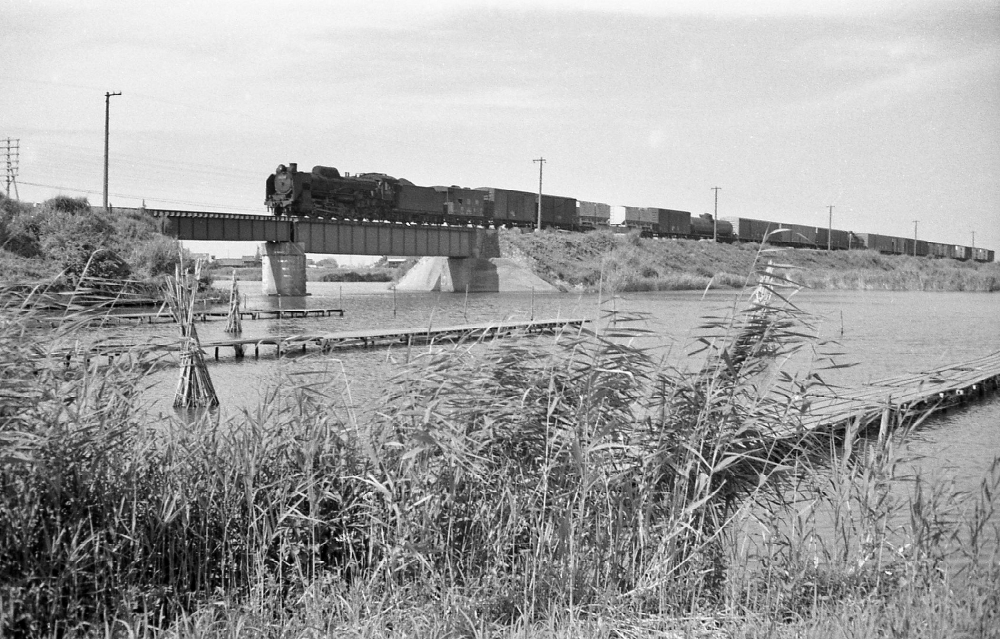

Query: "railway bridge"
<box><xmin>131</xmin><ymin>208</ymin><xmax>501</xmax><ymax>295</ymax></box>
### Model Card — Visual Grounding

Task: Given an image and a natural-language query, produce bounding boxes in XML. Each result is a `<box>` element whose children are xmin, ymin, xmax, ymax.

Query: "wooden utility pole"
<box><xmin>103</xmin><ymin>91</ymin><xmax>121</xmax><ymax>211</ymax></box>
<box><xmin>828</xmin><ymin>205</ymin><xmax>834</xmax><ymax>252</ymax></box>
<box><xmin>912</xmin><ymin>220</ymin><xmax>919</xmax><ymax>256</ymax></box>
<box><xmin>533</xmin><ymin>157</ymin><xmax>546</xmax><ymax>231</ymax></box>
<box><xmin>711</xmin><ymin>186</ymin><xmax>721</xmax><ymax>241</ymax></box>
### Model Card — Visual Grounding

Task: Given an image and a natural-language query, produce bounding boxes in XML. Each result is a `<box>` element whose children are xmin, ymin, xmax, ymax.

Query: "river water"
<box><xmin>123</xmin><ymin>283</ymin><xmax>999</xmax><ymax>506</ymax></box>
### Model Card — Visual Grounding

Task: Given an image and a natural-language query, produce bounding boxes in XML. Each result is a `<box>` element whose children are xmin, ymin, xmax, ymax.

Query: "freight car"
<box><xmin>620</xmin><ymin>208</ymin><xmax>733</xmax><ymax>240</ymax></box>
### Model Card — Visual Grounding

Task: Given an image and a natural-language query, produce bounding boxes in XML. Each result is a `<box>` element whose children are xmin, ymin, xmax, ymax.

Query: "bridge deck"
<box><xmin>787</xmin><ymin>351</ymin><xmax>1000</xmax><ymax>435</ymax></box>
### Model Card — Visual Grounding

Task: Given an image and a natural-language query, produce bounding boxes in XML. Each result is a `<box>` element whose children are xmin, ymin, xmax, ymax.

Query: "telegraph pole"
<box><xmin>912</xmin><ymin>220</ymin><xmax>918</xmax><ymax>256</ymax></box>
<box><xmin>103</xmin><ymin>91</ymin><xmax>121</xmax><ymax>211</ymax></box>
<box><xmin>971</xmin><ymin>231</ymin><xmax>975</xmax><ymax>248</ymax></box>
<box><xmin>533</xmin><ymin>157</ymin><xmax>546</xmax><ymax>231</ymax></box>
<box><xmin>3</xmin><ymin>138</ymin><xmax>19</xmax><ymax>199</ymax></box>
<box><xmin>827</xmin><ymin>205</ymin><xmax>834</xmax><ymax>252</ymax></box>
<box><xmin>710</xmin><ymin>186</ymin><xmax>721</xmax><ymax>242</ymax></box>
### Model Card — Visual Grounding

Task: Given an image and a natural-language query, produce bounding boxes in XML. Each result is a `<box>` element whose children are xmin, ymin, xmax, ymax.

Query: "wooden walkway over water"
<box><xmin>37</xmin><ymin>307</ymin><xmax>345</xmax><ymax>327</ymax></box>
<box><xmin>65</xmin><ymin>318</ymin><xmax>589</xmax><ymax>363</ymax></box>
<box><xmin>785</xmin><ymin>351</ymin><xmax>1000</xmax><ymax>436</ymax></box>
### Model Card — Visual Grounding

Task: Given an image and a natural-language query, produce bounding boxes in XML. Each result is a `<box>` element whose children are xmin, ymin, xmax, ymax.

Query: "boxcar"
<box><xmin>927</xmin><ymin>242</ymin><xmax>954</xmax><ymax>259</ymax></box>
<box><xmin>815</xmin><ymin>227</ymin><xmax>850</xmax><ymax>250</ymax></box>
<box><xmin>481</xmin><ymin>187</ymin><xmax>537</xmax><ymax>226</ymax></box>
<box><xmin>972</xmin><ymin>247</ymin><xmax>993</xmax><ymax>262</ymax></box>
<box><xmin>434</xmin><ymin>186</ymin><xmax>485</xmax><ymax>224</ymax></box>
<box><xmin>624</xmin><ymin>207</ymin><xmax>657</xmax><ymax>233</ymax></box>
<box><xmin>541</xmin><ymin>194</ymin><xmax>578</xmax><ymax>229</ymax></box>
<box><xmin>727</xmin><ymin>217</ymin><xmax>782</xmax><ymax>243</ymax></box>
<box><xmin>396</xmin><ymin>183</ymin><xmax>446</xmax><ymax>217</ymax></box>
<box><xmin>781</xmin><ymin>223</ymin><xmax>818</xmax><ymax>247</ymax></box>
<box><xmin>858</xmin><ymin>233</ymin><xmax>894</xmax><ymax>254</ymax></box>
<box><xmin>578</xmin><ymin>201</ymin><xmax>611</xmax><ymax>229</ymax></box>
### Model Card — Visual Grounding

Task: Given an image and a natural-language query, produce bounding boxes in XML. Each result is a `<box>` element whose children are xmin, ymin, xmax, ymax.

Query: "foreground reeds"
<box><xmin>0</xmin><ymin>256</ymin><xmax>997</xmax><ymax>638</ymax></box>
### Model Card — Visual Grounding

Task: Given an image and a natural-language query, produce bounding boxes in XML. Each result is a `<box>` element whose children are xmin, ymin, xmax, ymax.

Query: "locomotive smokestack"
<box><xmin>289</xmin><ymin>163</ymin><xmax>297</xmax><ymax>172</ymax></box>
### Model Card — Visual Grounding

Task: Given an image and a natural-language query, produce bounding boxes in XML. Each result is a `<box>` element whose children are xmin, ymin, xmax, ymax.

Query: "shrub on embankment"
<box><xmin>0</xmin><ymin>194</ymin><xmax>188</xmax><ymax>288</ymax></box>
<box><xmin>1</xmin><ymin>269</ymin><xmax>998</xmax><ymax>637</ymax></box>
<box><xmin>500</xmin><ymin>227</ymin><xmax>1000</xmax><ymax>292</ymax></box>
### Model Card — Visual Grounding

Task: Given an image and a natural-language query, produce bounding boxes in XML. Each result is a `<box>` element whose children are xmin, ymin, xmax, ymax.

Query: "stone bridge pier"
<box><xmin>261</xmin><ymin>241</ymin><xmax>308</xmax><ymax>296</ymax></box>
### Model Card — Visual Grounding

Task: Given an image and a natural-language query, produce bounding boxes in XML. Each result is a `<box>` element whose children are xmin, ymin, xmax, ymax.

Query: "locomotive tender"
<box><xmin>265</xmin><ymin>163</ymin><xmax>994</xmax><ymax>263</ymax></box>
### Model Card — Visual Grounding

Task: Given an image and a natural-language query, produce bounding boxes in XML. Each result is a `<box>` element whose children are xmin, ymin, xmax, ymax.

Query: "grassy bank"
<box><xmin>501</xmin><ymin>228</ymin><xmax>1000</xmax><ymax>293</ymax></box>
<box><xmin>1</xmin><ymin>261</ymin><xmax>998</xmax><ymax>637</ymax></box>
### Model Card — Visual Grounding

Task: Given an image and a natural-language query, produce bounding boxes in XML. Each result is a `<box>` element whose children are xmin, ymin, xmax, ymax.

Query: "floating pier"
<box><xmin>62</xmin><ymin>318</ymin><xmax>589</xmax><ymax>364</ymax></box>
<box><xmin>784</xmin><ymin>351</ymin><xmax>1000</xmax><ymax>436</ymax></box>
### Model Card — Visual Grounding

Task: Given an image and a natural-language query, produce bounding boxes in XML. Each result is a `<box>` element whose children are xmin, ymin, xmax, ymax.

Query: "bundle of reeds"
<box><xmin>164</xmin><ymin>261</ymin><xmax>218</xmax><ymax>408</ymax></box>
<box><xmin>224</xmin><ymin>271</ymin><xmax>242</xmax><ymax>334</ymax></box>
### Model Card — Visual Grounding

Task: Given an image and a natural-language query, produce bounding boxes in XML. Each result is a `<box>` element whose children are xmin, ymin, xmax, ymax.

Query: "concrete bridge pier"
<box><xmin>261</xmin><ymin>241</ymin><xmax>308</xmax><ymax>296</ymax></box>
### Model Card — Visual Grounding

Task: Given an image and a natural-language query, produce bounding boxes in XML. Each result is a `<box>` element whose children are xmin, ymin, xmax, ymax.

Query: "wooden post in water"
<box><xmin>166</xmin><ymin>260</ymin><xmax>219</xmax><ymax>408</ymax></box>
<box><xmin>224</xmin><ymin>272</ymin><xmax>243</xmax><ymax>334</ymax></box>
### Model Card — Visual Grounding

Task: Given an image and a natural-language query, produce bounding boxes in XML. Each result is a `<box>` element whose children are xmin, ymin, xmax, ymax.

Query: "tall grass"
<box><xmin>1</xmin><ymin>255</ymin><xmax>998</xmax><ymax>637</ymax></box>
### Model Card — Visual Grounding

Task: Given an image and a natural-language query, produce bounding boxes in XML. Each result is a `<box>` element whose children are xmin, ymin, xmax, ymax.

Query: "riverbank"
<box><xmin>501</xmin><ymin>228</ymin><xmax>1000</xmax><ymax>292</ymax></box>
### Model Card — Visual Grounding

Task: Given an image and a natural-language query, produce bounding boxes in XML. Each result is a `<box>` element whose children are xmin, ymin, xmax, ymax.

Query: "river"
<box><xmin>121</xmin><ymin>282</ymin><xmax>999</xmax><ymax>504</ymax></box>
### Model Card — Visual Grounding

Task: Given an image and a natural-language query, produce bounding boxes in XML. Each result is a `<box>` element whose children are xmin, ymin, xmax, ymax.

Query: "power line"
<box><xmin>17</xmin><ymin>180</ymin><xmax>262</xmax><ymax>211</ymax></box>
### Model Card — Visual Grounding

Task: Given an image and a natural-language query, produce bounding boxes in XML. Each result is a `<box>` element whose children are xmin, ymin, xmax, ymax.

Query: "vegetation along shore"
<box><xmin>2</xmin><ymin>245</ymin><xmax>999</xmax><ymax>637</ymax></box>
<box><xmin>500</xmin><ymin>227</ymin><xmax>1000</xmax><ymax>293</ymax></box>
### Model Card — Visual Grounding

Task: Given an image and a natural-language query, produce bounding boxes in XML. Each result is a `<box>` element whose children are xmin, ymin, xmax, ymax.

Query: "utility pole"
<box><xmin>971</xmin><ymin>231</ymin><xmax>975</xmax><ymax>248</ymax></box>
<box><xmin>710</xmin><ymin>186</ymin><xmax>721</xmax><ymax>242</ymax></box>
<box><xmin>912</xmin><ymin>220</ymin><xmax>918</xmax><ymax>256</ymax></box>
<box><xmin>533</xmin><ymin>157</ymin><xmax>546</xmax><ymax>231</ymax></box>
<box><xmin>3</xmin><ymin>138</ymin><xmax>19</xmax><ymax>199</ymax></box>
<box><xmin>103</xmin><ymin>91</ymin><xmax>121</xmax><ymax>211</ymax></box>
<box><xmin>827</xmin><ymin>205</ymin><xmax>834</xmax><ymax>252</ymax></box>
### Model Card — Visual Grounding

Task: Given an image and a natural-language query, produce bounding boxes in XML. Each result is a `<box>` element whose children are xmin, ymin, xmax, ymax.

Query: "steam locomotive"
<box><xmin>265</xmin><ymin>163</ymin><xmax>994</xmax><ymax>262</ymax></box>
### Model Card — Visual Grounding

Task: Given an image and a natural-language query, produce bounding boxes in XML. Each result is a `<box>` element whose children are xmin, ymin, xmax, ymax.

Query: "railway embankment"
<box><xmin>500</xmin><ymin>227</ymin><xmax>1000</xmax><ymax>293</ymax></box>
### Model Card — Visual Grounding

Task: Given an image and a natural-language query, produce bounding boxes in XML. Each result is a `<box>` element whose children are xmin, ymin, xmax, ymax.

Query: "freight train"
<box><xmin>265</xmin><ymin>163</ymin><xmax>994</xmax><ymax>263</ymax></box>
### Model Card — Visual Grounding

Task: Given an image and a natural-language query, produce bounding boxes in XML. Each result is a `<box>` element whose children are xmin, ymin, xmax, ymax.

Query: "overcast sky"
<box><xmin>2</xmin><ymin>0</ymin><xmax>998</xmax><ymax>258</ymax></box>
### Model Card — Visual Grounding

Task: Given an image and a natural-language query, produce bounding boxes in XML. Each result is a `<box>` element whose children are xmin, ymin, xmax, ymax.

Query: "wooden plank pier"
<box><xmin>63</xmin><ymin>318</ymin><xmax>589</xmax><ymax>364</ymax></box>
<box><xmin>203</xmin><ymin>318</ymin><xmax>588</xmax><ymax>359</ymax></box>
<box><xmin>786</xmin><ymin>351</ymin><xmax>1000</xmax><ymax>436</ymax></box>
<box><xmin>40</xmin><ymin>307</ymin><xmax>345</xmax><ymax>327</ymax></box>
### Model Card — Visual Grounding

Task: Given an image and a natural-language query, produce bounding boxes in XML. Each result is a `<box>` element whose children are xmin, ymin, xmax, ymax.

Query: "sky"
<box><xmin>2</xmin><ymin>0</ymin><xmax>998</xmax><ymax>260</ymax></box>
